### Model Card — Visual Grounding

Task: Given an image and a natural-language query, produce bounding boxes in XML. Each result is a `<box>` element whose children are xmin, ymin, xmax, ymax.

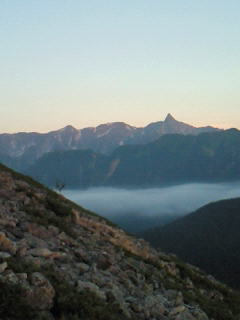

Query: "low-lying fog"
<box><xmin>63</xmin><ymin>182</ymin><xmax>240</xmax><ymax>233</ymax></box>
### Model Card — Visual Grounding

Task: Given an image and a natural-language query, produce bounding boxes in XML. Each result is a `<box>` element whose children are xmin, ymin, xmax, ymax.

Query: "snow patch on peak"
<box><xmin>97</xmin><ymin>128</ymin><xmax>112</xmax><ymax>138</ymax></box>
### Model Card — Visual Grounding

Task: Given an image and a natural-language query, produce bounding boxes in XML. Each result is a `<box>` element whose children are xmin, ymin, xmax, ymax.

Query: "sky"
<box><xmin>1</xmin><ymin>1</ymin><xmax>240</xmax><ymax>133</ymax></box>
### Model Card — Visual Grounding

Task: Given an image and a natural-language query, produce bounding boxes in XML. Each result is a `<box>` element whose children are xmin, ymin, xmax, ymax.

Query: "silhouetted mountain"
<box><xmin>0</xmin><ymin>115</ymin><xmax>219</xmax><ymax>170</ymax></box>
<box><xmin>26</xmin><ymin>128</ymin><xmax>240</xmax><ymax>188</ymax></box>
<box><xmin>27</xmin><ymin>149</ymin><xmax>108</xmax><ymax>188</ymax></box>
<box><xmin>142</xmin><ymin>197</ymin><xmax>240</xmax><ymax>289</ymax></box>
<box><xmin>105</xmin><ymin>128</ymin><xmax>240</xmax><ymax>186</ymax></box>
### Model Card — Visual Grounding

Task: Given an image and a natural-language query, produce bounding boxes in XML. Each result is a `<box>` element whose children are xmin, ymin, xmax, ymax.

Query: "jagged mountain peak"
<box><xmin>0</xmin><ymin>116</ymin><xmax>221</xmax><ymax>163</ymax></box>
<box><xmin>164</xmin><ymin>113</ymin><xmax>176</xmax><ymax>122</ymax></box>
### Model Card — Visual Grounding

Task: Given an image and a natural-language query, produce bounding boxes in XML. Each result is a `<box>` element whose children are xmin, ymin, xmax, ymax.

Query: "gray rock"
<box><xmin>0</xmin><ymin>251</ymin><xmax>11</xmax><ymax>259</ymax></box>
<box><xmin>77</xmin><ymin>280</ymin><xmax>106</xmax><ymax>300</ymax></box>
<box><xmin>175</xmin><ymin>310</ymin><xmax>196</xmax><ymax>320</ymax></box>
<box><xmin>76</xmin><ymin>262</ymin><xmax>90</xmax><ymax>273</ymax></box>
<box><xmin>0</xmin><ymin>232</ymin><xmax>17</xmax><ymax>254</ymax></box>
<box><xmin>16</xmin><ymin>273</ymin><xmax>28</xmax><ymax>281</ymax></box>
<box><xmin>0</xmin><ymin>262</ymin><xmax>7</xmax><ymax>273</ymax></box>
<box><xmin>28</xmin><ymin>248</ymin><xmax>53</xmax><ymax>257</ymax></box>
<box><xmin>165</xmin><ymin>290</ymin><xmax>184</xmax><ymax>306</ymax></box>
<box><xmin>4</xmin><ymin>271</ymin><xmax>19</xmax><ymax>284</ymax></box>
<box><xmin>24</xmin><ymin>234</ymin><xmax>49</xmax><ymax>249</ymax></box>
<box><xmin>106</xmin><ymin>285</ymin><xmax>131</xmax><ymax>318</ymax></box>
<box><xmin>144</xmin><ymin>294</ymin><xmax>167</xmax><ymax>317</ymax></box>
<box><xmin>28</xmin><ymin>248</ymin><xmax>66</xmax><ymax>259</ymax></box>
<box><xmin>169</xmin><ymin>305</ymin><xmax>186</xmax><ymax>317</ymax></box>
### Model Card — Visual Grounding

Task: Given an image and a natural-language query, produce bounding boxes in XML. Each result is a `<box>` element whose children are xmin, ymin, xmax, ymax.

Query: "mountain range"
<box><xmin>0</xmin><ymin>114</ymin><xmax>219</xmax><ymax>170</ymax></box>
<box><xmin>0</xmin><ymin>162</ymin><xmax>240</xmax><ymax>320</ymax></box>
<box><xmin>25</xmin><ymin>128</ymin><xmax>240</xmax><ymax>188</ymax></box>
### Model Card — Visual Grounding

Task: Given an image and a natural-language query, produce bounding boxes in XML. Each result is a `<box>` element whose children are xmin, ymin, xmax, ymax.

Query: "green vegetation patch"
<box><xmin>22</xmin><ymin>204</ymin><xmax>77</xmax><ymax>239</ymax></box>
<box><xmin>0</xmin><ymin>280</ymin><xmax>36</xmax><ymax>319</ymax></box>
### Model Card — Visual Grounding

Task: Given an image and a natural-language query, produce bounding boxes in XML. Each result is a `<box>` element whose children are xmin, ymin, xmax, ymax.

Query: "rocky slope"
<box><xmin>0</xmin><ymin>114</ymin><xmax>219</xmax><ymax>171</ymax></box>
<box><xmin>0</xmin><ymin>163</ymin><xmax>240</xmax><ymax>320</ymax></box>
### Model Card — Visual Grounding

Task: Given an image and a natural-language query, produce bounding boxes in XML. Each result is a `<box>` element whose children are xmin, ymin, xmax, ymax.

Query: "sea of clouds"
<box><xmin>63</xmin><ymin>182</ymin><xmax>240</xmax><ymax>232</ymax></box>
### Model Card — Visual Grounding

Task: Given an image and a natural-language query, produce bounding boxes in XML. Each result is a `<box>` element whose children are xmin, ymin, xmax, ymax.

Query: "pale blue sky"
<box><xmin>1</xmin><ymin>1</ymin><xmax>240</xmax><ymax>132</ymax></box>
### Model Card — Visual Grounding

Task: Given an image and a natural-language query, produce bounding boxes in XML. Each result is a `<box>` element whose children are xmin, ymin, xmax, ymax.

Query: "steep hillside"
<box><xmin>0</xmin><ymin>163</ymin><xmax>240</xmax><ymax>319</ymax></box>
<box><xmin>27</xmin><ymin>128</ymin><xmax>240</xmax><ymax>188</ymax></box>
<box><xmin>142</xmin><ymin>198</ymin><xmax>240</xmax><ymax>289</ymax></box>
<box><xmin>106</xmin><ymin>128</ymin><xmax>240</xmax><ymax>186</ymax></box>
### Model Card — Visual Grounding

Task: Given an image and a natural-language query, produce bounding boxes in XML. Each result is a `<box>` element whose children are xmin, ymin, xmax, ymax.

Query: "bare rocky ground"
<box><xmin>0</xmin><ymin>163</ymin><xmax>240</xmax><ymax>320</ymax></box>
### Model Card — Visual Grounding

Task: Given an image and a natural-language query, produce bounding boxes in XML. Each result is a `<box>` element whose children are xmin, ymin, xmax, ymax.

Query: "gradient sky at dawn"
<box><xmin>1</xmin><ymin>1</ymin><xmax>240</xmax><ymax>133</ymax></box>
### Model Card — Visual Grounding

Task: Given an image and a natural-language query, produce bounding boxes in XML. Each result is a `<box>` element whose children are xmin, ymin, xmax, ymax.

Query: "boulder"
<box><xmin>0</xmin><ymin>232</ymin><xmax>17</xmax><ymax>254</ymax></box>
<box><xmin>0</xmin><ymin>262</ymin><xmax>7</xmax><ymax>273</ymax></box>
<box><xmin>0</xmin><ymin>251</ymin><xmax>11</xmax><ymax>259</ymax></box>
<box><xmin>77</xmin><ymin>280</ymin><xmax>106</xmax><ymax>300</ymax></box>
<box><xmin>28</xmin><ymin>248</ymin><xmax>66</xmax><ymax>260</ymax></box>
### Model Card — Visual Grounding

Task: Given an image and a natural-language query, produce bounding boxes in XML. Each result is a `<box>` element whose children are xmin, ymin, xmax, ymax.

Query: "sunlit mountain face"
<box><xmin>0</xmin><ymin>114</ymin><xmax>219</xmax><ymax>161</ymax></box>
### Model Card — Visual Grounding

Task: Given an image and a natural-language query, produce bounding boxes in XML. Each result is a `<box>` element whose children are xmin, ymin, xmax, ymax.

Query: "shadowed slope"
<box><xmin>142</xmin><ymin>197</ymin><xmax>240</xmax><ymax>289</ymax></box>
